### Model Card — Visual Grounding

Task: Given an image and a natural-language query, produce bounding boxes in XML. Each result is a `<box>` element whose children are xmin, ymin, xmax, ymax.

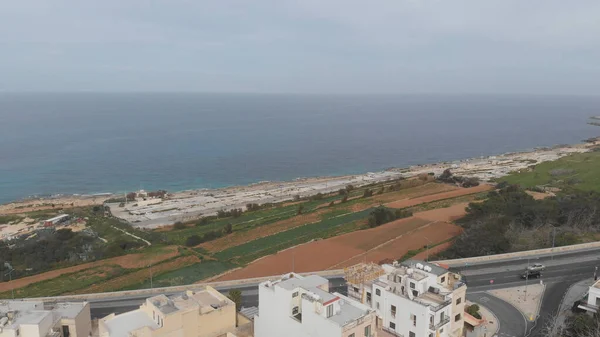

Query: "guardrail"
<box><xmin>429</xmin><ymin>317</ymin><xmax>450</xmax><ymax>331</ymax></box>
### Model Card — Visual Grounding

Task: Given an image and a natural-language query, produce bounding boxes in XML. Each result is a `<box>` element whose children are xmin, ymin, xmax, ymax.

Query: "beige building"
<box><xmin>0</xmin><ymin>300</ymin><xmax>91</xmax><ymax>337</ymax></box>
<box><xmin>99</xmin><ymin>287</ymin><xmax>237</xmax><ymax>337</ymax></box>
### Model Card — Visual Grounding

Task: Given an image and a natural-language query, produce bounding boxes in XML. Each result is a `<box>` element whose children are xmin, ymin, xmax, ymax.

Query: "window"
<box><xmin>376</xmin><ymin>289</ymin><xmax>381</xmax><ymax>296</ymax></box>
<box><xmin>410</xmin><ymin>313</ymin><xmax>416</xmax><ymax>326</ymax></box>
<box><xmin>366</xmin><ymin>292</ymin><xmax>372</xmax><ymax>304</ymax></box>
<box><xmin>429</xmin><ymin>334</ymin><xmax>434</xmax><ymax>337</ymax></box>
<box><xmin>62</xmin><ymin>326</ymin><xmax>70</xmax><ymax>337</ymax></box>
<box><xmin>455</xmin><ymin>313</ymin><xmax>461</xmax><ymax>322</ymax></box>
<box><xmin>391</xmin><ymin>305</ymin><xmax>396</xmax><ymax>318</ymax></box>
<box><xmin>412</xmin><ymin>290</ymin><xmax>418</xmax><ymax>297</ymax></box>
<box><xmin>349</xmin><ymin>334</ymin><xmax>355</xmax><ymax>337</ymax></box>
<box><xmin>16</xmin><ymin>330</ymin><xmax>19</xmax><ymax>336</ymax></box>
<box><xmin>389</xmin><ymin>322</ymin><xmax>396</xmax><ymax>330</ymax></box>
<box><xmin>409</xmin><ymin>332</ymin><xmax>416</xmax><ymax>337</ymax></box>
<box><xmin>354</xmin><ymin>287</ymin><xmax>360</xmax><ymax>293</ymax></box>
<box><xmin>153</xmin><ymin>311</ymin><xmax>155</xmax><ymax>320</ymax></box>
<box><xmin>441</xmin><ymin>276</ymin><xmax>446</xmax><ymax>283</ymax></box>
<box><xmin>376</xmin><ymin>302</ymin><xmax>380</xmax><ymax>310</ymax></box>
<box><xmin>440</xmin><ymin>328</ymin><xmax>444</xmax><ymax>333</ymax></box>
<box><xmin>327</xmin><ymin>304</ymin><xmax>334</xmax><ymax>318</ymax></box>
<box><xmin>364</xmin><ymin>325</ymin><xmax>371</xmax><ymax>337</ymax></box>
<box><xmin>293</xmin><ymin>291</ymin><xmax>299</xmax><ymax>298</ymax></box>
<box><xmin>410</xmin><ymin>282</ymin><xmax>415</xmax><ymax>289</ymax></box>
<box><xmin>456</xmin><ymin>297</ymin><xmax>462</xmax><ymax>305</ymax></box>
<box><xmin>293</xmin><ymin>306</ymin><xmax>299</xmax><ymax>315</ymax></box>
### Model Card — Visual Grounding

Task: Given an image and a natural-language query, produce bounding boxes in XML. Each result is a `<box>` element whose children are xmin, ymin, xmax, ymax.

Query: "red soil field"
<box><xmin>412</xmin><ymin>241</ymin><xmax>454</xmax><ymax>260</ymax></box>
<box><xmin>413</xmin><ymin>202</ymin><xmax>471</xmax><ymax>222</ymax></box>
<box><xmin>385</xmin><ymin>184</ymin><xmax>492</xmax><ymax>209</ymax></box>
<box><xmin>216</xmin><ymin>217</ymin><xmax>462</xmax><ymax>281</ymax></box>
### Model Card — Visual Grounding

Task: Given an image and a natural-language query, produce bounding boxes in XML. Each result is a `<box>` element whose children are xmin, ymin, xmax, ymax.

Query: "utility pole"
<box><xmin>148</xmin><ymin>264</ymin><xmax>153</xmax><ymax>289</ymax></box>
<box><xmin>6</xmin><ymin>269</ymin><xmax>15</xmax><ymax>299</ymax></box>
<box><xmin>525</xmin><ymin>257</ymin><xmax>530</xmax><ymax>301</ymax></box>
<box><xmin>594</xmin><ymin>266</ymin><xmax>598</xmax><ymax>281</ymax></box>
<box><xmin>551</xmin><ymin>227</ymin><xmax>556</xmax><ymax>261</ymax></box>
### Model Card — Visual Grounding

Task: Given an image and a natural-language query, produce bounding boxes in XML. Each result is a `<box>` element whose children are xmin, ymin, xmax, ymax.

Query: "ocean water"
<box><xmin>0</xmin><ymin>93</ymin><xmax>598</xmax><ymax>204</ymax></box>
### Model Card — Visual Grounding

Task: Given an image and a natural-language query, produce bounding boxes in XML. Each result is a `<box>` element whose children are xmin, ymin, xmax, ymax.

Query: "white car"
<box><xmin>527</xmin><ymin>263</ymin><xmax>546</xmax><ymax>272</ymax></box>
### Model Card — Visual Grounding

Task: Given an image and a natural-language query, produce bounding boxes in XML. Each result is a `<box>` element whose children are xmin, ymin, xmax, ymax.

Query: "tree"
<box><xmin>228</xmin><ymin>289</ymin><xmax>242</xmax><ymax>311</ymax></box>
<box><xmin>328</xmin><ymin>201</ymin><xmax>335</xmax><ymax>207</ymax></box>
<box><xmin>196</xmin><ymin>217</ymin><xmax>210</xmax><ymax>226</ymax></box>
<box><xmin>297</xmin><ymin>205</ymin><xmax>304</xmax><ymax>215</ymax></box>
<box><xmin>55</xmin><ymin>228</ymin><xmax>75</xmax><ymax>241</ymax></box>
<box><xmin>362</xmin><ymin>189</ymin><xmax>373</xmax><ymax>198</ymax></box>
<box><xmin>438</xmin><ymin>169</ymin><xmax>453</xmax><ymax>182</ymax></box>
<box><xmin>341</xmin><ymin>196</ymin><xmax>348</xmax><ymax>203</ymax></box>
<box><xmin>185</xmin><ymin>235</ymin><xmax>202</xmax><ymax>247</ymax></box>
<box><xmin>346</xmin><ymin>184</ymin><xmax>355</xmax><ymax>193</ymax></box>
<box><xmin>223</xmin><ymin>223</ymin><xmax>233</xmax><ymax>234</ymax></box>
<box><xmin>466</xmin><ymin>304</ymin><xmax>481</xmax><ymax>319</ymax></box>
<box><xmin>338</xmin><ymin>189</ymin><xmax>347</xmax><ymax>196</ymax></box>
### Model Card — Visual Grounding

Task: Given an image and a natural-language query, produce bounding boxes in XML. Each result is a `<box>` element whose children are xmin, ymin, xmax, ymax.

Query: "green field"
<box><xmin>0</xmin><ymin>265</ymin><xmax>127</xmax><ymax>298</ymax></box>
<box><xmin>500</xmin><ymin>152</ymin><xmax>600</xmax><ymax>192</ymax></box>
<box><xmin>215</xmin><ymin>208</ymin><xmax>374</xmax><ymax>263</ymax></box>
<box><xmin>119</xmin><ymin>261</ymin><xmax>237</xmax><ymax>290</ymax></box>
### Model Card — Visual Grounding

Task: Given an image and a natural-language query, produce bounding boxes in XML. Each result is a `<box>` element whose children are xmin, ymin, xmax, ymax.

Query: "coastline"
<box><xmin>1</xmin><ymin>139</ymin><xmax>598</xmax><ymax>224</ymax></box>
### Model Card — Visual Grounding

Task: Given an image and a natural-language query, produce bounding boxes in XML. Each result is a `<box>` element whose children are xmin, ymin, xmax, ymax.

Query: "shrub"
<box><xmin>185</xmin><ymin>235</ymin><xmax>202</xmax><ymax>247</ymax></box>
<box><xmin>328</xmin><ymin>201</ymin><xmax>335</xmax><ymax>207</ymax></box>
<box><xmin>173</xmin><ymin>222</ymin><xmax>186</xmax><ymax>230</ymax></box>
<box><xmin>362</xmin><ymin>189</ymin><xmax>373</xmax><ymax>198</ymax></box>
<box><xmin>223</xmin><ymin>223</ymin><xmax>233</xmax><ymax>234</ymax></box>
<box><xmin>466</xmin><ymin>304</ymin><xmax>481</xmax><ymax>319</ymax></box>
<box><xmin>341</xmin><ymin>196</ymin><xmax>348</xmax><ymax>203</ymax></box>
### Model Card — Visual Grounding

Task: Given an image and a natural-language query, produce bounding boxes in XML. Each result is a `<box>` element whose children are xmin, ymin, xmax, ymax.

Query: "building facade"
<box><xmin>0</xmin><ymin>301</ymin><xmax>91</xmax><ymax>337</ymax></box>
<box><xmin>255</xmin><ymin>273</ymin><xmax>377</xmax><ymax>337</ymax></box>
<box><xmin>350</xmin><ymin>260</ymin><xmax>466</xmax><ymax>337</ymax></box>
<box><xmin>577</xmin><ymin>279</ymin><xmax>600</xmax><ymax>314</ymax></box>
<box><xmin>99</xmin><ymin>286</ymin><xmax>236</xmax><ymax>337</ymax></box>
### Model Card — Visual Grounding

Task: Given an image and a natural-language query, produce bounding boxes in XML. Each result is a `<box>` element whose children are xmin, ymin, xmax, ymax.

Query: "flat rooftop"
<box><xmin>103</xmin><ymin>309</ymin><xmax>159</xmax><ymax>337</ymax></box>
<box><xmin>150</xmin><ymin>288</ymin><xmax>229</xmax><ymax>315</ymax></box>
<box><xmin>326</xmin><ymin>294</ymin><xmax>372</xmax><ymax>327</ymax></box>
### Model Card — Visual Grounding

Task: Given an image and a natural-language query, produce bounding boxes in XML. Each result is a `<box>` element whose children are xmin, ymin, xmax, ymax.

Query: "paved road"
<box><xmin>467</xmin><ymin>292</ymin><xmax>529</xmax><ymax>337</ymax></box>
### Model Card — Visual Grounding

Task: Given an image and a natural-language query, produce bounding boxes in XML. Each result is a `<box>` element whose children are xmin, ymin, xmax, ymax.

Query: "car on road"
<box><xmin>527</xmin><ymin>263</ymin><xmax>546</xmax><ymax>271</ymax></box>
<box><xmin>521</xmin><ymin>270</ymin><xmax>542</xmax><ymax>279</ymax></box>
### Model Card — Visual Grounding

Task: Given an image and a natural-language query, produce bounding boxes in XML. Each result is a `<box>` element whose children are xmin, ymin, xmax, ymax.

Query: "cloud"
<box><xmin>0</xmin><ymin>0</ymin><xmax>599</xmax><ymax>94</ymax></box>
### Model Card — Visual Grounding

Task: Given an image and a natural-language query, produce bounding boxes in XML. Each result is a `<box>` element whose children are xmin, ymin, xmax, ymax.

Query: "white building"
<box><xmin>255</xmin><ymin>272</ymin><xmax>378</xmax><ymax>337</ymax></box>
<box><xmin>0</xmin><ymin>300</ymin><xmax>91</xmax><ymax>337</ymax></box>
<box><xmin>578</xmin><ymin>278</ymin><xmax>600</xmax><ymax>314</ymax></box>
<box><xmin>365</xmin><ymin>260</ymin><xmax>466</xmax><ymax>337</ymax></box>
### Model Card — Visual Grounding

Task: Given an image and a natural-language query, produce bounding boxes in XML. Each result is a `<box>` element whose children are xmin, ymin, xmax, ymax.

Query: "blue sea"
<box><xmin>0</xmin><ymin>93</ymin><xmax>599</xmax><ymax>204</ymax></box>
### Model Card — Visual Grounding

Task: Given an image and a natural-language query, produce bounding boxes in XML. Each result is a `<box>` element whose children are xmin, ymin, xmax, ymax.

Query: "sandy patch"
<box><xmin>488</xmin><ymin>284</ymin><xmax>545</xmax><ymax>321</ymax></box>
<box><xmin>0</xmin><ymin>196</ymin><xmax>109</xmax><ymax>215</ymax></box>
<box><xmin>525</xmin><ymin>191</ymin><xmax>555</xmax><ymax>200</ymax></box>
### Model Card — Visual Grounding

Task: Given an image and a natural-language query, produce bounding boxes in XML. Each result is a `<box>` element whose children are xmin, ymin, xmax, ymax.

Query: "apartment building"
<box><xmin>99</xmin><ymin>286</ymin><xmax>236</xmax><ymax>337</ymax></box>
<box><xmin>255</xmin><ymin>273</ymin><xmax>378</xmax><ymax>337</ymax></box>
<box><xmin>349</xmin><ymin>260</ymin><xmax>466</xmax><ymax>337</ymax></box>
<box><xmin>0</xmin><ymin>300</ymin><xmax>91</xmax><ymax>337</ymax></box>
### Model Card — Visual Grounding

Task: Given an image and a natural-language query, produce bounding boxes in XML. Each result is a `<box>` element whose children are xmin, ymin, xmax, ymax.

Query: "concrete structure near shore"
<box><xmin>99</xmin><ymin>286</ymin><xmax>237</xmax><ymax>337</ymax></box>
<box><xmin>0</xmin><ymin>300</ymin><xmax>91</xmax><ymax>337</ymax></box>
<box><xmin>255</xmin><ymin>272</ymin><xmax>377</xmax><ymax>337</ymax></box>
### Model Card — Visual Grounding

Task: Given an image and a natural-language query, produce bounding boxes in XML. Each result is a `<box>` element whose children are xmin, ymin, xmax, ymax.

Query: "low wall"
<box><xmin>433</xmin><ymin>241</ymin><xmax>600</xmax><ymax>266</ymax></box>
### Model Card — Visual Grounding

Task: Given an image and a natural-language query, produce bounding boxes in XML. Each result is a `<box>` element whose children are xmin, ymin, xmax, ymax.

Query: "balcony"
<box><xmin>430</xmin><ymin>316</ymin><xmax>450</xmax><ymax>331</ymax></box>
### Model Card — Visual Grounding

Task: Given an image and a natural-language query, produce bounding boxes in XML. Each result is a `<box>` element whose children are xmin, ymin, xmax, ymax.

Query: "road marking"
<box><xmin>479</xmin><ymin>296</ymin><xmax>490</xmax><ymax>303</ymax></box>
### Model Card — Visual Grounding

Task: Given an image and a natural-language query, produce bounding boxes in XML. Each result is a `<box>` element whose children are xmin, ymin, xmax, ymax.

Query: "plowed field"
<box><xmin>385</xmin><ymin>184</ymin><xmax>492</xmax><ymax>209</ymax></box>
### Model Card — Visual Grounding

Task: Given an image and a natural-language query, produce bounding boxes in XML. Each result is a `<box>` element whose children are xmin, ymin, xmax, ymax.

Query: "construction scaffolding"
<box><xmin>344</xmin><ymin>263</ymin><xmax>385</xmax><ymax>303</ymax></box>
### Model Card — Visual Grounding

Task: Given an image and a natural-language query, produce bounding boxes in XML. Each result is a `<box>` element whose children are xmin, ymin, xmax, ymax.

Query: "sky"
<box><xmin>1</xmin><ymin>1</ymin><xmax>600</xmax><ymax>94</ymax></box>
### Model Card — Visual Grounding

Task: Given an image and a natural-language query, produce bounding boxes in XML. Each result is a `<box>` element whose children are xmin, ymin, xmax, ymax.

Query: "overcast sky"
<box><xmin>1</xmin><ymin>1</ymin><xmax>599</xmax><ymax>94</ymax></box>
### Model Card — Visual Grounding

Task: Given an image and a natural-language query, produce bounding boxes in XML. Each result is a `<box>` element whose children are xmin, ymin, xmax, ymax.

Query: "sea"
<box><xmin>0</xmin><ymin>93</ymin><xmax>599</xmax><ymax>205</ymax></box>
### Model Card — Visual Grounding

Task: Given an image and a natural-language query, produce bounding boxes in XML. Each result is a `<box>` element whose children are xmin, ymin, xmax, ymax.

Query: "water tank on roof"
<box><xmin>416</xmin><ymin>263</ymin><xmax>423</xmax><ymax>269</ymax></box>
<box><xmin>424</xmin><ymin>266</ymin><xmax>432</xmax><ymax>272</ymax></box>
